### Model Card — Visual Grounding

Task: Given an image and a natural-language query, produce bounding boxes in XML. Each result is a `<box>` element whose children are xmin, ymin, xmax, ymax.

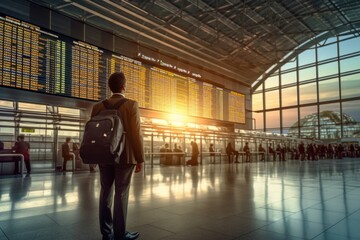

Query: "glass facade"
<box><xmin>252</xmin><ymin>33</ymin><xmax>360</xmax><ymax>140</ymax></box>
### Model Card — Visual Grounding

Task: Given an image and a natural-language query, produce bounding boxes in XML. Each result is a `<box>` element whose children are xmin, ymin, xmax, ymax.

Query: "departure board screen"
<box><xmin>229</xmin><ymin>91</ymin><xmax>245</xmax><ymax>123</ymax></box>
<box><xmin>110</xmin><ymin>55</ymin><xmax>148</xmax><ymax>108</ymax></box>
<box><xmin>150</xmin><ymin>67</ymin><xmax>176</xmax><ymax>113</ymax></box>
<box><xmin>214</xmin><ymin>87</ymin><xmax>224</xmax><ymax>120</ymax></box>
<box><xmin>0</xmin><ymin>14</ymin><xmax>246</xmax><ymax>124</ymax></box>
<box><xmin>202</xmin><ymin>82</ymin><xmax>214</xmax><ymax>119</ymax></box>
<box><xmin>174</xmin><ymin>75</ymin><xmax>188</xmax><ymax>115</ymax></box>
<box><xmin>0</xmin><ymin>15</ymin><xmax>106</xmax><ymax>101</ymax></box>
<box><xmin>188</xmin><ymin>79</ymin><xmax>202</xmax><ymax>117</ymax></box>
<box><xmin>72</xmin><ymin>41</ymin><xmax>106</xmax><ymax>100</ymax></box>
<box><xmin>1</xmin><ymin>16</ymin><xmax>52</xmax><ymax>92</ymax></box>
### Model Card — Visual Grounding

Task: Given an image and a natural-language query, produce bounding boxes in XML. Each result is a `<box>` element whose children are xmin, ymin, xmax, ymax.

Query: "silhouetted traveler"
<box><xmin>243</xmin><ymin>142</ymin><xmax>251</xmax><ymax>162</ymax></box>
<box><xmin>14</xmin><ymin>135</ymin><xmax>31</xmax><ymax>174</ymax></box>
<box><xmin>258</xmin><ymin>144</ymin><xmax>265</xmax><ymax>161</ymax></box>
<box><xmin>226</xmin><ymin>142</ymin><xmax>239</xmax><ymax>163</ymax></box>
<box><xmin>62</xmin><ymin>137</ymin><xmax>72</xmax><ymax>172</ymax></box>
<box><xmin>186</xmin><ymin>141</ymin><xmax>199</xmax><ymax>166</ymax></box>
<box><xmin>90</xmin><ymin>72</ymin><xmax>144</xmax><ymax>240</ymax></box>
<box><xmin>209</xmin><ymin>143</ymin><xmax>215</xmax><ymax>164</ymax></box>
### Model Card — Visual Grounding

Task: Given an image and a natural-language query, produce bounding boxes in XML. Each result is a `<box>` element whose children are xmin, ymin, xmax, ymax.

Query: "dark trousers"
<box><xmin>227</xmin><ymin>151</ymin><xmax>239</xmax><ymax>163</ymax></box>
<box><xmin>62</xmin><ymin>157</ymin><xmax>72</xmax><ymax>171</ymax></box>
<box><xmin>99</xmin><ymin>164</ymin><xmax>135</xmax><ymax>240</ymax></box>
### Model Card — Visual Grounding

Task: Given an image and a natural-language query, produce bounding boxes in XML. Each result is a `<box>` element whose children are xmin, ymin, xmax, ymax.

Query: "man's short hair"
<box><xmin>66</xmin><ymin>137</ymin><xmax>71</xmax><ymax>142</ymax></box>
<box><xmin>108</xmin><ymin>72</ymin><xmax>126</xmax><ymax>93</ymax></box>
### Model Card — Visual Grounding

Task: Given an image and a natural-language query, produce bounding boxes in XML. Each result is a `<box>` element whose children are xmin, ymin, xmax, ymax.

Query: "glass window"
<box><xmin>317</xmin><ymin>43</ymin><xmax>337</xmax><ymax>62</ymax></box>
<box><xmin>281</xmin><ymin>71</ymin><xmax>297</xmax><ymax>85</ymax></box>
<box><xmin>299</xmin><ymin>66</ymin><xmax>316</xmax><ymax>82</ymax></box>
<box><xmin>281</xmin><ymin>86</ymin><xmax>298</xmax><ymax>107</ymax></box>
<box><xmin>282</xmin><ymin>108</ymin><xmax>298</xmax><ymax>128</ymax></box>
<box><xmin>339</xmin><ymin>37</ymin><xmax>360</xmax><ymax>56</ymax></box>
<box><xmin>319</xmin><ymin>103</ymin><xmax>340</xmax><ymax>115</ymax></box>
<box><xmin>265</xmin><ymin>90</ymin><xmax>279</xmax><ymax>109</ymax></box>
<box><xmin>319</xmin><ymin>103</ymin><xmax>341</xmax><ymax>139</ymax></box>
<box><xmin>318</xmin><ymin>78</ymin><xmax>339</xmax><ymax>102</ymax></box>
<box><xmin>58</xmin><ymin>107</ymin><xmax>80</xmax><ymax>116</ymax></box>
<box><xmin>299</xmin><ymin>106</ymin><xmax>318</xmax><ymax>139</ymax></box>
<box><xmin>0</xmin><ymin>100</ymin><xmax>14</xmax><ymax>108</ymax></box>
<box><xmin>318</xmin><ymin>61</ymin><xmax>338</xmax><ymax>77</ymax></box>
<box><xmin>342</xmin><ymin>100</ymin><xmax>360</xmax><ymax>138</ymax></box>
<box><xmin>18</xmin><ymin>102</ymin><xmax>46</xmax><ymax>112</ymax></box>
<box><xmin>300</xmin><ymin>105</ymin><xmax>317</xmax><ymax>119</ymax></box>
<box><xmin>299</xmin><ymin>82</ymin><xmax>317</xmax><ymax>104</ymax></box>
<box><xmin>253</xmin><ymin>112</ymin><xmax>264</xmax><ymax>131</ymax></box>
<box><xmin>266</xmin><ymin>110</ymin><xmax>280</xmax><ymax>130</ymax></box>
<box><xmin>341</xmin><ymin>73</ymin><xmax>360</xmax><ymax>99</ymax></box>
<box><xmin>281</xmin><ymin>58</ymin><xmax>296</xmax><ymax>71</ymax></box>
<box><xmin>326</xmin><ymin>37</ymin><xmax>338</xmax><ymax>44</ymax></box>
<box><xmin>342</xmin><ymin>100</ymin><xmax>360</xmax><ymax>123</ymax></box>
<box><xmin>298</xmin><ymin>48</ymin><xmax>315</xmax><ymax>66</ymax></box>
<box><xmin>253</xmin><ymin>83</ymin><xmax>263</xmax><ymax>92</ymax></box>
<box><xmin>340</xmin><ymin>55</ymin><xmax>360</xmax><ymax>73</ymax></box>
<box><xmin>252</xmin><ymin>93</ymin><xmax>263</xmax><ymax>111</ymax></box>
<box><xmin>265</xmin><ymin>75</ymin><xmax>279</xmax><ymax>89</ymax></box>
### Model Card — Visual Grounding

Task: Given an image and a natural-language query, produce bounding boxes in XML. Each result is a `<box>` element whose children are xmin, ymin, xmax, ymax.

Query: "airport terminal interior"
<box><xmin>1</xmin><ymin>0</ymin><xmax>360</xmax><ymax>239</ymax></box>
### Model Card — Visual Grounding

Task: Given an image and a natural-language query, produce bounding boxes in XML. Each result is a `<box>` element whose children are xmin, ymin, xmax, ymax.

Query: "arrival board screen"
<box><xmin>0</xmin><ymin>16</ymin><xmax>106</xmax><ymax>100</ymax></box>
<box><xmin>0</xmin><ymin>15</ymin><xmax>245</xmax><ymax>123</ymax></box>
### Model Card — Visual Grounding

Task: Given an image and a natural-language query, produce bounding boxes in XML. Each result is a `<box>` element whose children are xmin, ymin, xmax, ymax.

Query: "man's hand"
<box><xmin>135</xmin><ymin>162</ymin><xmax>143</xmax><ymax>173</ymax></box>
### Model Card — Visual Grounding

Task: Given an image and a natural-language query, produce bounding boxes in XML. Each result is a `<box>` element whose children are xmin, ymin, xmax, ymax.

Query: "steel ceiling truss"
<box><xmin>33</xmin><ymin>0</ymin><xmax>360</xmax><ymax>86</ymax></box>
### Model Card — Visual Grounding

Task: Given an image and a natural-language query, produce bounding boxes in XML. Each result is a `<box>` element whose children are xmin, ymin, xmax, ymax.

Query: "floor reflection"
<box><xmin>0</xmin><ymin>158</ymin><xmax>359</xmax><ymax>239</ymax></box>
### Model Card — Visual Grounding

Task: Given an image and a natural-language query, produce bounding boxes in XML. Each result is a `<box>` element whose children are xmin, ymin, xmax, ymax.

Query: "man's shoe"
<box><xmin>125</xmin><ymin>231</ymin><xmax>140</xmax><ymax>240</ymax></box>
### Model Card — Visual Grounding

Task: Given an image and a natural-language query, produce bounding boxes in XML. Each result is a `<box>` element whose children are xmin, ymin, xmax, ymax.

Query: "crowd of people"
<box><xmin>251</xmin><ymin>142</ymin><xmax>359</xmax><ymax>162</ymax></box>
<box><xmin>220</xmin><ymin>141</ymin><xmax>360</xmax><ymax>163</ymax></box>
<box><xmin>285</xmin><ymin>142</ymin><xmax>359</xmax><ymax>161</ymax></box>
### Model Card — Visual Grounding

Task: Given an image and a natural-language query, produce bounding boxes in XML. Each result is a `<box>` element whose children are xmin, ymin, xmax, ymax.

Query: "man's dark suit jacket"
<box><xmin>90</xmin><ymin>95</ymin><xmax>144</xmax><ymax>165</ymax></box>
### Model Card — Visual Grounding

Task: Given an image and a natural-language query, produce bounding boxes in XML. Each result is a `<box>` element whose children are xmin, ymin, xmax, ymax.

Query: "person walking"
<box><xmin>90</xmin><ymin>72</ymin><xmax>144</xmax><ymax>240</ymax></box>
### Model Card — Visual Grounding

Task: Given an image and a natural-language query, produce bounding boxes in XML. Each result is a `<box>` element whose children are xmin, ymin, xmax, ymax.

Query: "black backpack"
<box><xmin>80</xmin><ymin>98</ymin><xmax>127</xmax><ymax>164</ymax></box>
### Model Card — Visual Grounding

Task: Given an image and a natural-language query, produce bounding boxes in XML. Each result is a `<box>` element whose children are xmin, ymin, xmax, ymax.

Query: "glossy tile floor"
<box><xmin>1</xmin><ymin>158</ymin><xmax>360</xmax><ymax>240</ymax></box>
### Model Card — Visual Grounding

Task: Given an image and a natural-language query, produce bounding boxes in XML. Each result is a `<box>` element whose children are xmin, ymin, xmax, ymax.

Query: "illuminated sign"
<box><xmin>137</xmin><ymin>52</ymin><xmax>202</xmax><ymax>79</ymax></box>
<box><xmin>21</xmin><ymin>128</ymin><xmax>35</xmax><ymax>133</ymax></box>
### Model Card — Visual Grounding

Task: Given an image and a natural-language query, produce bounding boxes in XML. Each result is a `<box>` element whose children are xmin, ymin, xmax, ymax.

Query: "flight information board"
<box><xmin>174</xmin><ymin>74</ymin><xmax>188</xmax><ymax>115</ymax></box>
<box><xmin>71</xmin><ymin>41</ymin><xmax>105</xmax><ymax>100</ymax></box>
<box><xmin>188</xmin><ymin>79</ymin><xmax>202</xmax><ymax>118</ymax></box>
<box><xmin>1</xmin><ymin>16</ymin><xmax>50</xmax><ymax>92</ymax></box>
<box><xmin>202</xmin><ymin>82</ymin><xmax>214</xmax><ymax>119</ymax></box>
<box><xmin>150</xmin><ymin>67</ymin><xmax>176</xmax><ymax>113</ymax></box>
<box><xmin>110</xmin><ymin>55</ymin><xmax>148</xmax><ymax>108</ymax></box>
<box><xmin>214</xmin><ymin>87</ymin><xmax>224</xmax><ymax>120</ymax></box>
<box><xmin>0</xmin><ymin>14</ymin><xmax>246</xmax><ymax>124</ymax></box>
<box><xmin>228</xmin><ymin>91</ymin><xmax>245</xmax><ymax>123</ymax></box>
<box><xmin>0</xmin><ymin>16</ymin><xmax>106</xmax><ymax>101</ymax></box>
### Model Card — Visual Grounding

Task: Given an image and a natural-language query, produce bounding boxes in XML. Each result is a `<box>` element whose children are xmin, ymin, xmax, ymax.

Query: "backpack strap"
<box><xmin>102</xmin><ymin>98</ymin><xmax>127</xmax><ymax>110</ymax></box>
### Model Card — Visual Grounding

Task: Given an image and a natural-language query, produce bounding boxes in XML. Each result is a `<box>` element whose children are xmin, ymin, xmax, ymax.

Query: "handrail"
<box><xmin>0</xmin><ymin>153</ymin><xmax>25</xmax><ymax>177</ymax></box>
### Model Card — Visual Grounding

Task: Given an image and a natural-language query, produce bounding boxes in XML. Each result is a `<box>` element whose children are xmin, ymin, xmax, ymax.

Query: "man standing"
<box><xmin>243</xmin><ymin>142</ymin><xmax>251</xmax><ymax>162</ymax></box>
<box><xmin>62</xmin><ymin>137</ymin><xmax>72</xmax><ymax>172</ymax></box>
<box><xmin>91</xmin><ymin>72</ymin><xmax>144</xmax><ymax>240</ymax></box>
<box><xmin>186</xmin><ymin>141</ymin><xmax>199</xmax><ymax>166</ymax></box>
<box><xmin>15</xmin><ymin>135</ymin><xmax>31</xmax><ymax>174</ymax></box>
